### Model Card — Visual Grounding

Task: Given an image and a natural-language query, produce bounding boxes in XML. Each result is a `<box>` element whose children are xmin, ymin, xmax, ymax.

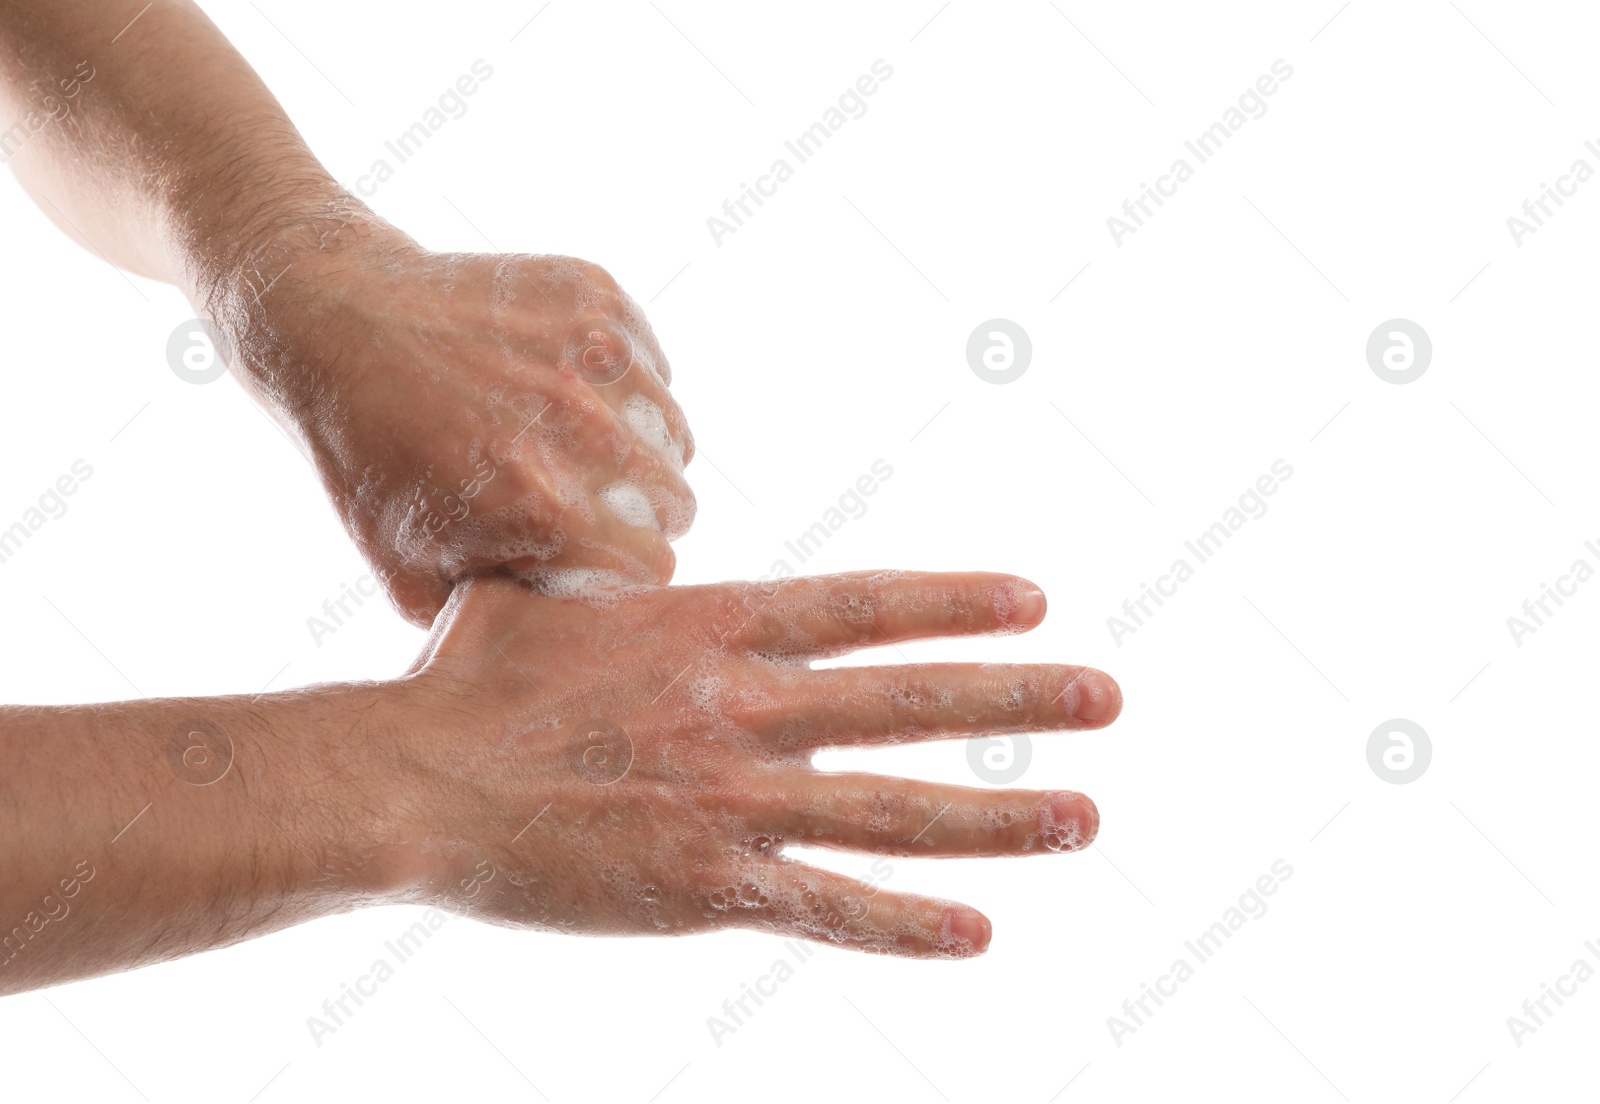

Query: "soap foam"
<box><xmin>598</xmin><ymin>482</ymin><xmax>660</xmax><ymax>531</ymax></box>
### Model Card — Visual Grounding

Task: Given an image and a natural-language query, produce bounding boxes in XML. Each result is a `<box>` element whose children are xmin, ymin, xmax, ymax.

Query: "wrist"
<box><xmin>180</xmin><ymin>181</ymin><xmax>413</xmax><ymax>421</ymax></box>
<box><xmin>243</xmin><ymin>682</ymin><xmax>427</xmax><ymax>909</ymax></box>
<box><xmin>161</xmin><ymin>120</ymin><xmax>338</xmax><ymax>302</ymax></box>
<box><xmin>343</xmin><ymin>666</ymin><xmax>529</xmax><ymax>910</ymax></box>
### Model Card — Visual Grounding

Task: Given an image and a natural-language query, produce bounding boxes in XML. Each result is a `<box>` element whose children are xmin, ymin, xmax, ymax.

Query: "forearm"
<box><xmin>0</xmin><ymin>0</ymin><xmax>357</xmax><ymax>304</ymax></box>
<box><xmin>0</xmin><ymin>684</ymin><xmax>400</xmax><ymax>995</ymax></box>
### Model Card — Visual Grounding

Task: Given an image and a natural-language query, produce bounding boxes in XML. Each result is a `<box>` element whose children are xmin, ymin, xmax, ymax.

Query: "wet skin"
<box><xmin>0</xmin><ymin>572</ymin><xmax>1119</xmax><ymax>993</ymax></box>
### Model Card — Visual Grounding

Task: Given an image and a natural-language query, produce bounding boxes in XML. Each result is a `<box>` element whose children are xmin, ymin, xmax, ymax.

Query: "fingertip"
<box><xmin>1081</xmin><ymin>792</ymin><xmax>1101</xmax><ymax>844</ymax></box>
<box><xmin>1045</xmin><ymin>790</ymin><xmax>1099</xmax><ymax>851</ymax></box>
<box><xmin>1070</xmin><ymin>668</ymin><xmax>1122</xmax><ymax>726</ymax></box>
<box><xmin>652</xmin><ymin>537</ymin><xmax>677</xmax><ymax>585</ymax></box>
<box><xmin>998</xmin><ymin>578</ymin><xmax>1047</xmax><ymax>628</ymax></box>
<box><xmin>945</xmin><ymin>908</ymin><xmax>992</xmax><ymax>956</ymax></box>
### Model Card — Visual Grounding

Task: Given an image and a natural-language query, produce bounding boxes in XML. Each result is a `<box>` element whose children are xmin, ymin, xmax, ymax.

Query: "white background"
<box><xmin>1</xmin><ymin>1</ymin><xmax>1596</xmax><ymax>1100</ymax></box>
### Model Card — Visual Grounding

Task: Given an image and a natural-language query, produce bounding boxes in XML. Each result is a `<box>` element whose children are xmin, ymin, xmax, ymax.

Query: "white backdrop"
<box><xmin>1</xmin><ymin>1</ymin><xmax>1596</xmax><ymax>1100</ymax></box>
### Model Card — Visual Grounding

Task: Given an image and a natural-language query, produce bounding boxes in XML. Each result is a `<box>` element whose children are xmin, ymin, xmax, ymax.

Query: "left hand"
<box><xmin>368</xmin><ymin>569</ymin><xmax>1122</xmax><ymax>958</ymax></box>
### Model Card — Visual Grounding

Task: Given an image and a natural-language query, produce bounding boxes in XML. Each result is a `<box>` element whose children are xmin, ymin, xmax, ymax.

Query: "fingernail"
<box><xmin>1070</xmin><ymin>669</ymin><xmax>1122</xmax><ymax>725</ymax></box>
<box><xmin>946</xmin><ymin>909</ymin><xmax>992</xmax><ymax>955</ymax></box>
<box><xmin>1005</xmin><ymin>584</ymin><xmax>1047</xmax><ymax>626</ymax></box>
<box><xmin>1044</xmin><ymin>791</ymin><xmax>1099</xmax><ymax>851</ymax></box>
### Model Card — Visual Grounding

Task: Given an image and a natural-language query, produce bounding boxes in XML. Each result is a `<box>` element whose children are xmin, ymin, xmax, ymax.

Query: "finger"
<box><xmin>731</xmin><ymin>571</ymin><xmax>1047</xmax><ymax>656</ymax></box>
<box><xmin>620</xmin><ymin>382</ymin><xmax>693</xmax><ymax>473</ymax></box>
<box><xmin>565</xmin><ymin>316</ymin><xmax>692</xmax><ymax>467</ymax></box>
<box><xmin>764</xmin><ymin>773</ymin><xmax>1098</xmax><ymax>856</ymax></box>
<box><xmin>605</xmin><ymin>446</ymin><xmax>696</xmax><ymax>540</ymax></box>
<box><xmin>424</xmin><ymin>451</ymin><xmax>675</xmax><ymax>588</ymax></box>
<box><xmin>504</xmin><ymin>359</ymin><xmax>694</xmax><ymax>545</ymax></box>
<box><xmin>614</xmin><ymin>313</ymin><xmax>696</xmax><ymax>464</ymax></box>
<box><xmin>729</xmin><ymin>858</ymin><xmax>992</xmax><ymax>959</ymax></box>
<box><xmin>576</xmin><ymin>524</ymin><xmax>676</xmax><ymax>584</ymax></box>
<box><xmin>606</xmin><ymin>352</ymin><xmax>692</xmax><ymax>468</ymax></box>
<box><xmin>502</xmin><ymin>539</ymin><xmax>675</xmax><ymax>591</ymax></box>
<box><xmin>614</xmin><ymin>357</ymin><xmax>693</xmax><ymax>470</ymax></box>
<box><xmin>486</xmin><ymin>396</ymin><xmax>685</xmax><ymax>581</ymax></box>
<box><xmin>617</xmin><ymin>290</ymin><xmax>675</xmax><ymax>388</ymax></box>
<box><xmin>552</xmin><ymin>522</ymin><xmax>676</xmax><ymax>586</ymax></box>
<box><xmin>495</xmin><ymin>498</ymin><xmax>677</xmax><ymax>589</ymax></box>
<box><xmin>744</xmin><ymin>663</ymin><xmax>1121</xmax><ymax>749</ymax></box>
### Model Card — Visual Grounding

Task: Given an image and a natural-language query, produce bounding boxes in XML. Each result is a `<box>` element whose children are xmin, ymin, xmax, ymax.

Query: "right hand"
<box><xmin>205</xmin><ymin>210</ymin><xmax>696</xmax><ymax>625</ymax></box>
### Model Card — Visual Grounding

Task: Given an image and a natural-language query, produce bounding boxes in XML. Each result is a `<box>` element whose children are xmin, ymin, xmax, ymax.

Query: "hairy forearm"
<box><xmin>0</xmin><ymin>0</ymin><xmax>352</xmax><ymax>301</ymax></box>
<box><xmin>0</xmin><ymin>685</ymin><xmax>401</xmax><ymax>995</ymax></box>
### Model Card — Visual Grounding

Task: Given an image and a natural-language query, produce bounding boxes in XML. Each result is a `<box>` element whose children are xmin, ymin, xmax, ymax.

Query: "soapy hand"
<box><xmin>205</xmin><ymin>210</ymin><xmax>695</xmax><ymax>625</ymax></box>
<box><xmin>378</xmin><ymin>570</ymin><xmax>1121</xmax><ymax>957</ymax></box>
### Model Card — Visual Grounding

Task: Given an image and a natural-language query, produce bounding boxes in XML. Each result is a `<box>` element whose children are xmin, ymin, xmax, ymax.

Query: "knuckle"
<box><xmin>552</xmin><ymin>496</ymin><xmax>599</xmax><ymax>540</ymax></box>
<box><xmin>497</xmin><ymin>467</ymin><xmax>556</xmax><ymax>515</ymax></box>
<box><xmin>561</xmin><ymin>316</ymin><xmax>633</xmax><ymax>386</ymax></box>
<box><xmin>695</xmin><ymin>585</ymin><xmax>766</xmax><ymax>650</ymax></box>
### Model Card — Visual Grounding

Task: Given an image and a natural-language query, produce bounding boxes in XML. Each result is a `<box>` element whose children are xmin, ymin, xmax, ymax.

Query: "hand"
<box><xmin>206</xmin><ymin>211</ymin><xmax>696</xmax><ymax>625</ymax></box>
<box><xmin>0</xmin><ymin>569</ymin><xmax>1117</xmax><ymax>993</ymax></box>
<box><xmin>376</xmin><ymin>570</ymin><xmax>1122</xmax><ymax>958</ymax></box>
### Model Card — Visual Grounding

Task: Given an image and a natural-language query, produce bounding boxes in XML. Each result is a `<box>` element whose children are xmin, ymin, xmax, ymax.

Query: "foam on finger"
<box><xmin>598</xmin><ymin>481</ymin><xmax>660</xmax><ymax>531</ymax></box>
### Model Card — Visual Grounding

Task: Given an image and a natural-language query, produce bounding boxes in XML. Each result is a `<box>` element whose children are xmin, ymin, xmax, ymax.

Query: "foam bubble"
<box><xmin>621</xmin><ymin>394</ymin><xmax>679</xmax><ymax>465</ymax></box>
<box><xmin>1039</xmin><ymin>794</ymin><xmax>1093</xmax><ymax>853</ymax></box>
<box><xmin>598</xmin><ymin>481</ymin><xmax>660</xmax><ymax>531</ymax></box>
<box><xmin>522</xmin><ymin>567</ymin><xmax>638</xmax><ymax>598</ymax></box>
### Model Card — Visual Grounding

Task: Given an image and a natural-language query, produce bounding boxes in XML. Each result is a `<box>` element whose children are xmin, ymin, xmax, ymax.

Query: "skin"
<box><xmin>0</xmin><ymin>571</ymin><xmax>1119</xmax><ymax>994</ymax></box>
<box><xmin>0</xmin><ymin>3</ymin><xmax>1124</xmax><ymax>993</ymax></box>
<box><xmin>0</xmin><ymin>0</ymin><xmax>694</xmax><ymax>625</ymax></box>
